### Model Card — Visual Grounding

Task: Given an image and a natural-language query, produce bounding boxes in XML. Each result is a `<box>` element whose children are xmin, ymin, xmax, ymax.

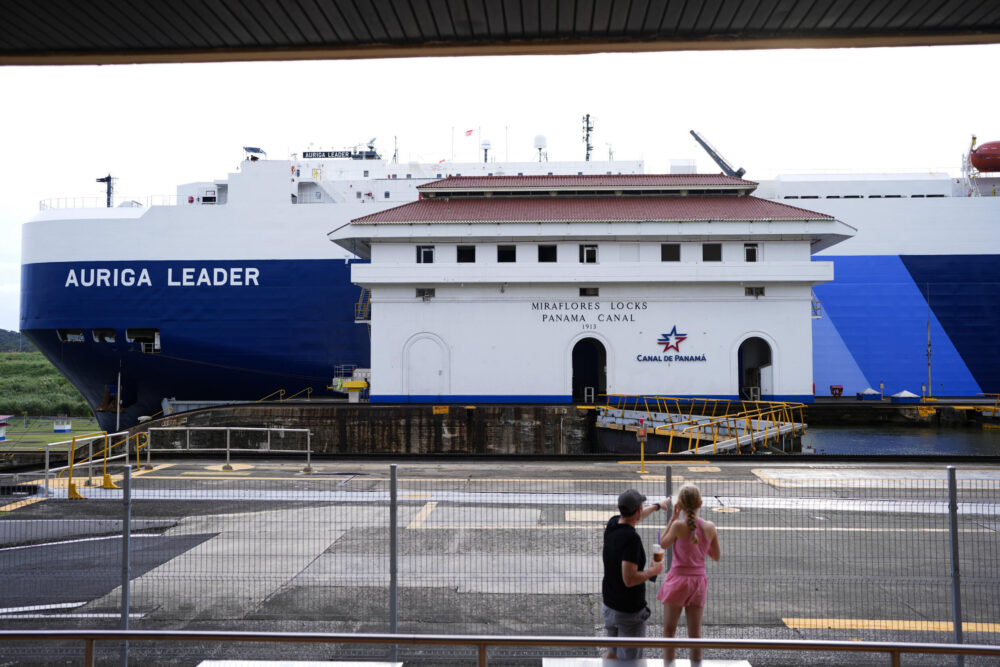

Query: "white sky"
<box><xmin>1</xmin><ymin>44</ymin><xmax>998</xmax><ymax>331</ymax></box>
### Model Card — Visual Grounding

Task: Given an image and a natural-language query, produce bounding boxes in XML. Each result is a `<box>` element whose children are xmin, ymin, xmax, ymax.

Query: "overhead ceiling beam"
<box><xmin>4</xmin><ymin>31</ymin><xmax>1000</xmax><ymax>67</ymax></box>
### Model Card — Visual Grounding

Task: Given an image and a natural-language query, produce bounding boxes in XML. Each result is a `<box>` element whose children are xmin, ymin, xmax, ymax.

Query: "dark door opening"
<box><xmin>738</xmin><ymin>337</ymin><xmax>772</xmax><ymax>400</ymax></box>
<box><xmin>572</xmin><ymin>338</ymin><xmax>607</xmax><ymax>403</ymax></box>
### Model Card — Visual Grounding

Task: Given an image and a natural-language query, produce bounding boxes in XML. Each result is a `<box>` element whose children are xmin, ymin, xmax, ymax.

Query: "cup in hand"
<box><xmin>652</xmin><ymin>544</ymin><xmax>664</xmax><ymax>563</ymax></box>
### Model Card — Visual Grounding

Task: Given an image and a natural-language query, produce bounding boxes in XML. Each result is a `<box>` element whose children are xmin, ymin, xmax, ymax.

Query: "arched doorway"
<box><xmin>738</xmin><ymin>337</ymin><xmax>773</xmax><ymax>400</ymax></box>
<box><xmin>572</xmin><ymin>338</ymin><xmax>607</xmax><ymax>403</ymax></box>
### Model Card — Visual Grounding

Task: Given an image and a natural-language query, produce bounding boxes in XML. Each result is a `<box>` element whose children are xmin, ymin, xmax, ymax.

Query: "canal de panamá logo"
<box><xmin>657</xmin><ymin>325</ymin><xmax>687</xmax><ymax>352</ymax></box>
<box><xmin>637</xmin><ymin>326</ymin><xmax>707</xmax><ymax>363</ymax></box>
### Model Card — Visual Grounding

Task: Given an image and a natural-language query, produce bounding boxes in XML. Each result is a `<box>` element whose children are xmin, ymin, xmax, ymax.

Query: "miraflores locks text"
<box><xmin>531</xmin><ymin>300</ymin><xmax>647</xmax><ymax>323</ymax></box>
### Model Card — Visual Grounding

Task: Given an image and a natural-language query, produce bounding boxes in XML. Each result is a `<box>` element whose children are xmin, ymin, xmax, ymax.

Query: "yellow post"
<box><xmin>102</xmin><ymin>434</ymin><xmax>119</xmax><ymax>489</ymax></box>
<box><xmin>636</xmin><ymin>419</ymin><xmax>647</xmax><ymax>473</ymax></box>
<box><xmin>67</xmin><ymin>436</ymin><xmax>85</xmax><ymax>499</ymax></box>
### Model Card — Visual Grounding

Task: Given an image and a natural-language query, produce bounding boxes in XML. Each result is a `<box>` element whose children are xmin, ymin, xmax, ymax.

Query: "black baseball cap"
<box><xmin>618</xmin><ymin>489</ymin><xmax>646</xmax><ymax>516</ymax></box>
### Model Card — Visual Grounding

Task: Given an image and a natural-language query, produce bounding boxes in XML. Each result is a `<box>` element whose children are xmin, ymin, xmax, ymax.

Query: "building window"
<box><xmin>384</xmin><ymin>191</ymin><xmax>390</xmax><ymax>199</ymax></box>
<box><xmin>416</xmin><ymin>245</ymin><xmax>435</xmax><ymax>264</ymax></box>
<box><xmin>538</xmin><ymin>245</ymin><xmax>557</xmax><ymax>262</ymax></box>
<box><xmin>355</xmin><ymin>191</ymin><xmax>362</xmax><ymax>199</ymax></box>
<box><xmin>363</xmin><ymin>170</ymin><xmax>369</xmax><ymax>177</ymax></box>
<box><xmin>436</xmin><ymin>173</ymin><xmax>442</xmax><ymax>178</ymax></box>
<box><xmin>744</xmin><ymin>243</ymin><xmax>758</xmax><ymax>262</ymax></box>
<box><xmin>745</xmin><ymin>286</ymin><xmax>765</xmax><ymax>297</ymax></box>
<box><xmin>580</xmin><ymin>287</ymin><xmax>599</xmax><ymax>297</ymax></box>
<box><xmin>457</xmin><ymin>245</ymin><xmax>476</xmax><ymax>263</ymax></box>
<box><xmin>702</xmin><ymin>243</ymin><xmax>722</xmax><ymax>262</ymax></box>
<box><xmin>579</xmin><ymin>244</ymin><xmax>598</xmax><ymax>264</ymax></box>
<box><xmin>92</xmin><ymin>329</ymin><xmax>116</xmax><ymax>343</ymax></box>
<box><xmin>406</xmin><ymin>174</ymin><xmax>411</xmax><ymax>179</ymax></box>
<box><xmin>498</xmin><ymin>245</ymin><xmax>516</xmax><ymax>262</ymax></box>
<box><xmin>661</xmin><ymin>243</ymin><xmax>680</xmax><ymax>262</ymax></box>
<box><xmin>416</xmin><ymin>288</ymin><xmax>435</xmax><ymax>299</ymax></box>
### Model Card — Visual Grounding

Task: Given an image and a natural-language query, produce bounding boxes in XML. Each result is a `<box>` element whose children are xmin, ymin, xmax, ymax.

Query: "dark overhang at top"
<box><xmin>3</xmin><ymin>1</ymin><xmax>999</xmax><ymax>66</ymax></box>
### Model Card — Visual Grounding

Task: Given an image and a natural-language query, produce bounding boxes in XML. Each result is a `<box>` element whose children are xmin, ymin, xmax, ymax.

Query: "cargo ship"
<box><xmin>19</xmin><ymin>139</ymin><xmax>1000</xmax><ymax>430</ymax></box>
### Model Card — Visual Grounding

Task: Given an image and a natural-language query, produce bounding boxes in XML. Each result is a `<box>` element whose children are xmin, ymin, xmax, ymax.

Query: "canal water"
<box><xmin>803</xmin><ymin>425</ymin><xmax>1000</xmax><ymax>456</ymax></box>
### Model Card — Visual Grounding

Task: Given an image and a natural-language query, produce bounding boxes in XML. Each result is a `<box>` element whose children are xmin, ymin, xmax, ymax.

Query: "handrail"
<box><xmin>1</xmin><ymin>629</ymin><xmax>998</xmax><ymax>667</ymax></box>
<box><xmin>285</xmin><ymin>387</ymin><xmax>313</xmax><ymax>401</ymax></box>
<box><xmin>256</xmin><ymin>389</ymin><xmax>286</xmax><ymax>403</ymax></box>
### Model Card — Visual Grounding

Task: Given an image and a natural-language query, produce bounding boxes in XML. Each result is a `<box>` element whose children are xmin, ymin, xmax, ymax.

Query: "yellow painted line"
<box><xmin>132</xmin><ymin>463</ymin><xmax>174</xmax><ymax>477</ymax></box>
<box><xmin>181</xmin><ymin>471</ymin><xmax>252</xmax><ymax>476</ymax></box>
<box><xmin>406</xmin><ymin>502</ymin><xmax>438</xmax><ymax>530</ymax></box>
<box><xmin>618</xmin><ymin>459</ymin><xmax>711</xmax><ymax>464</ymax></box>
<box><xmin>783</xmin><ymin>618</ymin><xmax>1000</xmax><ymax>633</ymax></box>
<box><xmin>689</xmin><ymin>466</ymin><xmax>721</xmax><ymax>472</ymax></box>
<box><xmin>0</xmin><ymin>498</ymin><xmax>45</xmax><ymax>512</ymax></box>
<box><xmin>402</xmin><ymin>493</ymin><xmax>432</xmax><ymax>499</ymax></box>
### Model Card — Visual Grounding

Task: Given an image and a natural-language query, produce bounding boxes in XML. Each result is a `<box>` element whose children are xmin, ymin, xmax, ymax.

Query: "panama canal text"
<box><xmin>532</xmin><ymin>300</ymin><xmax>646</xmax><ymax>323</ymax></box>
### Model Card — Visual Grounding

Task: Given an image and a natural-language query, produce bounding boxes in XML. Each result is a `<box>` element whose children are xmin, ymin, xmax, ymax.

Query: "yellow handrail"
<box><xmin>257</xmin><ymin>389</ymin><xmax>286</xmax><ymax>403</ymax></box>
<box><xmin>286</xmin><ymin>387</ymin><xmax>314</xmax><ymax>401</ymax></box>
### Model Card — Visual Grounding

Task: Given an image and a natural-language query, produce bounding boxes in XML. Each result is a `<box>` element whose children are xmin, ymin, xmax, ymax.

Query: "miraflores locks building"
<box><xmin>330</xmin><ymin>174</ymin><xmax>855</xmax><ymax>404</ymax></box>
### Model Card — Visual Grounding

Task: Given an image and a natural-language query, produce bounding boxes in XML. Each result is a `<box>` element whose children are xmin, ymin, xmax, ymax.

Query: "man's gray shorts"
<box><xmin>602</xmin><ymin>603</ymin><xmax>651</xmax><ymax>660</ymax></box>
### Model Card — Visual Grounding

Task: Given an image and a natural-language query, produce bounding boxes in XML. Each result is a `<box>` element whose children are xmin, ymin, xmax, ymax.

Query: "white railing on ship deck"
<box><xmin>39</xmin><ymin>194</ymin><xmax>178</xmax><ymax>210</ymax></box>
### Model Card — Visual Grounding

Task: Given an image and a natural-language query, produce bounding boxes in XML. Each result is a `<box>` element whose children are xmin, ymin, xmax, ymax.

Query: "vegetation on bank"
<box><xmin>0</xmin><ymin>329</ymin><xmax>35</xmax><ymax>352</ymax></box>
<box><xmin>0</xmin><ymin>349</ymin><xmax>92</xmax><ymax>417</ymax></box>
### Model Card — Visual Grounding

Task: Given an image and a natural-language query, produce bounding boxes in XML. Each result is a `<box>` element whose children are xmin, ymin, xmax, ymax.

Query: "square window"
<box><xmin>406</xmin><ymin>174</ymin><xmax>412</xmax><ymax>179</ymax></box>
<box><xmin>744</xmin><ymin>243</ymin><xmax>758</xmax><ymax>262</ymax></box>
<box><xmin>538</xmin><ymin>245</ymin><xmax>557</xmax><ymax>262</ymax></box>
<box><xmin>436</xmin><ymin>173</ymin><xmax>442</xmax><ymax>179</ymax></box>
<box><xmin>416</xmin><ymin>288</ymin><xmax>435</xmax><ymax>299</ymax></box>
<box><xmin>745</xmin><ymin>286</ymin><xmax>765</xmax><ymax>297</ymax></box>
<box><xmin>363</xmin><ymin>170</ymin><xmax>369</xmax><ymax>177</ymax></box>
<box><xmin>702</xmin><ymin>243</ymin><xmax>722</xmax><ymax>262</ymax></box>
<box><xmin>457</xmin><ymin>245</ymin><xmax>476</xmax><ymax>263</ymax></box>
<box><xmin>384</xmin><ymin>191</ymin><xmax>390</xmax><ymax>199</ymax></box>
<box><xmin>498</xmin><ymin>245</ymin><xmax>516</xmax><ymax>262</ymax></box>
<box><xmin>580</xmin><ymin>287</ymin><xmax>599</xmax><ymax>297</ymax></box>
<box><xmin>579</xmin><ymin>244</ymin><xmax>598</xmax><ymax>263</ymax></box>
<box><xmin>355</xmin><ymin>191</ymin><xmax>362</xmax><ymax>199</ymax></box>
<box><xmin>416</xmin><ymin>245</ymin><xmax>435</xmax><ymax>264</ymax></box>
<box><xmin>661</xmin><ymin>243</ymin><xmax>680</xmax><ymax>262</ymax></box>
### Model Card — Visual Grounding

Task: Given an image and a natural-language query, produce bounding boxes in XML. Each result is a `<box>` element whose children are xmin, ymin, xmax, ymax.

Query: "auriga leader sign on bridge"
<box><xmin>64</xmin><ymin>267</ymin><xmax>261</xmax><ymax>287</ymax></box>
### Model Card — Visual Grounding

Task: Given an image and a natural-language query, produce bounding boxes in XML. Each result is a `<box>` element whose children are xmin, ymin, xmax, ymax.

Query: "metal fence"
<box><xmin>1</xmin><ymin>462</ymin><xmax>998</xmax><ymax>665</ymax></box>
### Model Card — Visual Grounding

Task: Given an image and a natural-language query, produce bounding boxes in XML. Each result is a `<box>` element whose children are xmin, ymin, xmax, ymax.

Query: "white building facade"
<box><xmin>332</xmin><ymin>175</ymin><xmax>855</xmax><ymax>404</ymax></box>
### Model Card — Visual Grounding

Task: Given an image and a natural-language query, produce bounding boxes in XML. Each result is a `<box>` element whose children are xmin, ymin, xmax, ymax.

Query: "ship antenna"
<box><xmin>95</xmin><ymin>174</ymin><xmax>114</xmax><ymax>208</ymax></box>
<box><xmin>582</xmin><ymin>114</ymin><xmax>594</xmax><ymax>161</ymax></box>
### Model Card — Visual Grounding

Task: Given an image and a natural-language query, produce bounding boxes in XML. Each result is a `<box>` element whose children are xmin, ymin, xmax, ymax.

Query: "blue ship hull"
<box><xmin>20</xmin><ymin>259</ymin><xmax>370</xmax><ymax>431</ymax></box>
<box><xmin>813</xmin><ymin>254</ymin><xmax>1000</xmax><ymax>397</ymax></box>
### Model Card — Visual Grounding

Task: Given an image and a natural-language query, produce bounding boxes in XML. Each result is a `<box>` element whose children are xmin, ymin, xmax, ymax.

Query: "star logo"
<box><xmin>657</xmin><ymin>326</ymin><xmax>687</xmax><ymax>352</ymax></box>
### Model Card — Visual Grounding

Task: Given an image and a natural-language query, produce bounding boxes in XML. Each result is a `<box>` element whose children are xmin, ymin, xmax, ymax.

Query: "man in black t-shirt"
<box><xmin>601</xmin><ymin>488</ymin><xmax>667</xmax><ymax>660</ymax></box>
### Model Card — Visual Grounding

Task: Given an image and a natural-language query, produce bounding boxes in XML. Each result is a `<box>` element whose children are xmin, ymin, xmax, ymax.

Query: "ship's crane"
<box><xmin>689</xmin><ymin>130</ymin><xmax>745</xmax><ymax>178</ymax></box>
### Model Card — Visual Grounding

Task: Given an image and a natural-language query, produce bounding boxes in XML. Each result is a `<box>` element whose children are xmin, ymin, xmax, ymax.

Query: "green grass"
<box><xmin>1</xmin><ymin>417</ymin><xmax>102</xmax><ymax>452</ymax></box>
<box><xmin>0</xmin><ymin>351</ymin><xmax>92</xmax><ymax>417</ymax></box>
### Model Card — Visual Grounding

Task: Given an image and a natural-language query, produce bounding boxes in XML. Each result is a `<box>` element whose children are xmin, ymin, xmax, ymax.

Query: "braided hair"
<box><xmin>677</xmin><ymin>484</ymin><xmax>702</xmax><ymax>544</ymax></box>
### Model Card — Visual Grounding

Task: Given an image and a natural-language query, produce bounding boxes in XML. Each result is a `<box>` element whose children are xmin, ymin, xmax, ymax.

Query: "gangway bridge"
<box><xmin>597</xmin><ymin>395</ymin><xmax>807</xmax><ymax>454</ymax></box>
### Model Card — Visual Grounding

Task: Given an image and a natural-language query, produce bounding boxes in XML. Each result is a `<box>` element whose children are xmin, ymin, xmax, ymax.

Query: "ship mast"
<box><xmin>96</xmin><ymin>174</ymin><xmax>115</xmax><ymax>208</ymax></box>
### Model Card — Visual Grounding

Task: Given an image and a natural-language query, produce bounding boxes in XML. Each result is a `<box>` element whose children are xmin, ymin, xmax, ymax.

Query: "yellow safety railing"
<box><xmin>63</xmin><ymin>432</ymin><xmax>107</xmax><ymax>499</ymax></box>
<box><xmin>256</xmin><ymin>389</ymin><xmax>286</xmax><ymax>403</ymax></box>
<box><xmin>286</xmin><ymin>387</ymin><xmax>314</xmax><ymax>401</ymax></box>
<box><xmin>650</xmin><ymin>402</ymin><xmax>807</xmax><ymax>454</ymax></box>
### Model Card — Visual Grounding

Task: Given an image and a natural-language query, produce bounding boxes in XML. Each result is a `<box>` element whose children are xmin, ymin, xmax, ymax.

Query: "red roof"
<box><xmin>418</xmin><ymin>174</ymin><xmax>754</xmax><ymax>190</ymax></box>
<box><xmin>352</xmin><ymin>196</ymin><xmax>833</xmax><ymax>224</ymax></box>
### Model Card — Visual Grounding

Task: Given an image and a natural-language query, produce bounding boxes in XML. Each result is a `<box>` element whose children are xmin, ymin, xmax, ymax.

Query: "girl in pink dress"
<box><xmin>657</xmin><ymin>483</ymin><xmax>721</xmax><ymax>663</ymax></box>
